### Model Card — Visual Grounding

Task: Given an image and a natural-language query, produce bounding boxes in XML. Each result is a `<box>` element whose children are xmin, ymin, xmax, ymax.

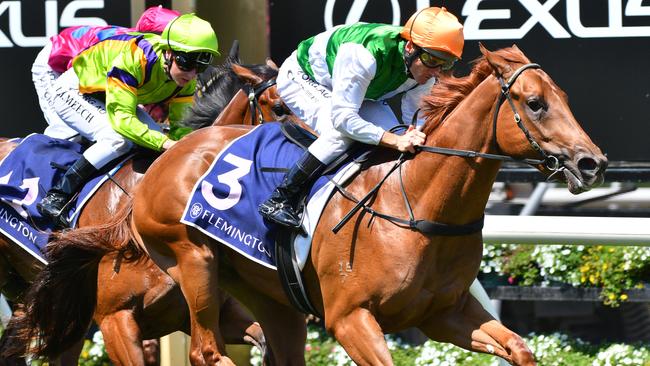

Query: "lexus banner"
<box><xmin>0</xmin><ymin>0</ymin><xmax>130</xmax><ymax>138</ymax></box>
<box><xmin>269</xmin><ymin>0</ymin><xmax>650</xmax><ymax>162</ymax></box>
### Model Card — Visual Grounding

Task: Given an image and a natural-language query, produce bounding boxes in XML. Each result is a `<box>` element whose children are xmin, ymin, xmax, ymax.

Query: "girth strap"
<box><xmin>364</xmin><ymin>207</ymin><xmax>485</xmax><ymax>236</ymax></box>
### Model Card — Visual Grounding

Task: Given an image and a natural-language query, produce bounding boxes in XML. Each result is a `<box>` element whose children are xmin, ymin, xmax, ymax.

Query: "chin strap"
<box><xmin>163</xmin><ymin>51</ymin><xmax>174</xmax><ymax>81</ymax></box>
<box><xmin>403</xmin><ymin>46</ymin><xmax>420</xmax><ymax>79</ymax></box>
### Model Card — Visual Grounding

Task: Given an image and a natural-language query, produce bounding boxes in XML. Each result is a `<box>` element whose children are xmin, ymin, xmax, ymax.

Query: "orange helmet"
<box><xmin>400</xmin><ymin>7</ymin><xmax>464</xmax><ymax>59</ymax></box>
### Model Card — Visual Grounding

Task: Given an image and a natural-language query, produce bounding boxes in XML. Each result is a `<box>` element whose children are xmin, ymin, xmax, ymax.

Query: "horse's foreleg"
<box><xmin>219</xmin><ymin>294</ymin><xmax>266</xmax><ymax>353</ymax></box>
<box><xmin>247</xmin><ymin>298</ymin><xmax>304</xmax><ymax>365</ymax></box>
<box><xmin>418</xmin><ymin>294</ymin><xmax>536</xmax><ymax>366</ymax></box>
<box><xmin>99</xmin><ymin>310</ymin><xmax>145</xmax><ymax>366</ymax></box>
<box><xmin>170</xmin><ymin>241</ymin><xmax>233</xmax><ymax>366</ymax></box>
<box><xmin>222</xmin><ymin>277</ymin><xmax>304</xmax><ymax>365</ymax></box>
<box><xmin>327</xmin><ymin>308</ymin><xmax>393</xmax><ymax>366</ymax></box>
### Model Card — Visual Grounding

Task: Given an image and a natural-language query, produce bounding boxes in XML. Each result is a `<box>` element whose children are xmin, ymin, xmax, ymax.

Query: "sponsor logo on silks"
<box><xmin>0</xmin><ymin>0</ymin><xmax>109</xmax><ymax>48</ymax></box>
<box><xmin>286</xmin><ymin>69</ymin><xmax>331</xmax><ymax>102</ymax></box>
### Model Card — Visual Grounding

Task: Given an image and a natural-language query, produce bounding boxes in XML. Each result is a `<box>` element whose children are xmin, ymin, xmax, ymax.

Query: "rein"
<box><xmin>247</xmin><ymin>78</ymin><xmax>277</xmax><ymax>125</ymax></box>
<box><xmin>333</xmin><ymin>63</ymin><xmax>561</xmax><ymax>235</ymax></box>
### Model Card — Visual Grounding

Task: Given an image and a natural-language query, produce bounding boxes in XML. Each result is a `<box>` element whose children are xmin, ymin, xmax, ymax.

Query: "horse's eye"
<box><xmin>272</xmin><ymin>103</ymin><xmax>287</xmax><ymax>116</ymax></box>
<box><xmin>527</xmin><ymin>98</ymin><xmax>545</xmax><ymax>113</ymax></box>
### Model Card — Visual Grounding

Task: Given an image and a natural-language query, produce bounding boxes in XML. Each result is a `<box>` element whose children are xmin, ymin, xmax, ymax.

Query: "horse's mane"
<box><xmin>420</xmin><ymin>46</ymin><xmax>530</xmax><ymax>135</ymax></box>
<box><xmin>179</xmin><ymin>61</ymin><xmax>279</xmax><ymax>130</ymax></box>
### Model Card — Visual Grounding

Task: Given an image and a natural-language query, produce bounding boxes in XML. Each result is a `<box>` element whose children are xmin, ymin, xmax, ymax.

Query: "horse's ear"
<box><xmin>228</xmin><ymin>40</ymin><xmax>241</xmax><ymax>64</ymax></box>
<box><xmin>265</xmin><ymin>58</ymin><xmax>279</xmax><ymax>70</ymax></box>
<box><xmin>478</xmin><ymin>42</ymin><xmax>490</xmax><ymax>56</ymax></box>
<box><xmin>231</xmin><ymin>63</ymin><xmax>264</xmax><ymax>85</ymax></box>
<box><xmin>480</xmin><ymin>43</ymin><xmax>513</xmax><ymax>77</ymax></box>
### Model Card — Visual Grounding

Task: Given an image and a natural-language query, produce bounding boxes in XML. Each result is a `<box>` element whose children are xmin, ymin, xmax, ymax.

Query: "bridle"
<box><xmin>196</xmin><ymin>66</ymin><xmax>278</xmax><ymax>126</ymax></box>
<box><xmin>246</xmin><ymin>78</ymin><xmax>277</xmax><ymax>125</ymax></box>
<box><xmin>493</xmin><ymin>63</ymin><xmax>560</xmax><ymax>171</ymax></box>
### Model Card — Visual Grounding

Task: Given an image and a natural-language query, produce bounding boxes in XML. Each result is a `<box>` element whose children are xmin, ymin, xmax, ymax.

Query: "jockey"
<box><xmin>37</xmin><ymin>13</ymin><xmax>219</xmax><ymax>225</ymax></box>
<box><xmin>32</xmin><ymin>7</ymin><xmax>183</xmax><ymax>140</ymax></box>
<box><xmin>259</xmin><ymin>7</ymin><xmax>464</xmax><ymax>228</ymax></box>
<box><xmin>32</xmin><ymin>25</ymin><xmax>131</xmax><ymax>139</ymax></box>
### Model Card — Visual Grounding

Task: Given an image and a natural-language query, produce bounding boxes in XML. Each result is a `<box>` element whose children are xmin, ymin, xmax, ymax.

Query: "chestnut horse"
<box><xmin>1</xmin><ymin>58</ymin><xmax>287</xmax><ymax>365</ymax></box>
<box><xmin>20</xmin><ymin>45</ymin><xmax>607</xmax><ymax>365</ymax></box>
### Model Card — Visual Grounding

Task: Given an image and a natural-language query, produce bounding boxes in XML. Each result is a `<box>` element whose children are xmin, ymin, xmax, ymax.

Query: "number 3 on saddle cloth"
<box><xmin>181</xmin><ymin>122</ymin><xmax>365</xmax><ymax>271</ymax></box>
<box><xmin>0</xmin><ymin>134</ymin><xmax>130</xmax><ymax>263</ymax></box>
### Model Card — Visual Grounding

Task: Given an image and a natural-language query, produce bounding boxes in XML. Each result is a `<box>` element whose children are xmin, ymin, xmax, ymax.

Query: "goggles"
<box><xmin>173</xmin><ymin>51</ymin><xmax>213</xmax><ymax>73</ymax></box>
<box><xmin>418</xmin><ymin>48</ymin><xmax>457</xmax><ymax>71</ymax></box>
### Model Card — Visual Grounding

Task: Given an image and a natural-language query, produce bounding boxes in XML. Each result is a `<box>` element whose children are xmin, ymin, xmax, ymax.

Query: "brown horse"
<box><xmin>1</xmin><ymin>58</ymin><xmax>288</xmax><ymax>365</ymax></box>
<box><xmin>21</xmin><ymin>44</ymin><xmax>607</xmax><ymax>365</ymax></box>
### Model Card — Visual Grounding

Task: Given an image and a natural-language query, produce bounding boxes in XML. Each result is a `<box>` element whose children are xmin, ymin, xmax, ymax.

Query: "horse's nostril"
<box><xmin>577</xmin><ymin>157</ymin><xmax>598</xmax><ymax>173</ymax></box>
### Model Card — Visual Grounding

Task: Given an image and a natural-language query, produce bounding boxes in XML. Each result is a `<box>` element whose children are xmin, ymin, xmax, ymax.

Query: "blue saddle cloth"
<box><xmin>0</xmin><ymin>134</ymin><xmax>125</xmax><ymax>263</ymax></box>
<box><xmin>181</xmin><ymin>123</ymin><xmax>352</xmax><ymax>269</ymax></box>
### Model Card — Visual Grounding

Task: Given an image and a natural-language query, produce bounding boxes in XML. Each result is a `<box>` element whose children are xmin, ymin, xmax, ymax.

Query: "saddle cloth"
<box><xmin>181</xmin><ymin>122</ymin><xmax>360</xmax><ymax>269</ymax></box>
<box><xmin>0</xmin><ymin>134</ymin><xmax>128</xmax><ymax>263</ymax></box>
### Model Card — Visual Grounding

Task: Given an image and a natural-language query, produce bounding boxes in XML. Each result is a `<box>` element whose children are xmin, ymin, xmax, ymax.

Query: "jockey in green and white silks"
<box><xmin>37</xmin><ymin>13</ymin><xmax>219</xmax><ymax>227</ymax></box>
<box><xmin>287</xmin><ymin>23</ymin><xmax>433</xmax><ymax>158</ymax></box>
<box><xmin>259</xmin><ymin>7</ymin><xmax>465</xmax><ymax>228</ymax></box>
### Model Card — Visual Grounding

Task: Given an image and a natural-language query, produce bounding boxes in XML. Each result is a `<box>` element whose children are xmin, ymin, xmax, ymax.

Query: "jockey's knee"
<box><xmin>108</xmin><ymin>137</ymin><xmax>133</xmax><ymax>155</ymax></box>
<box><xmin>84</xmin><ymin>136</ymin><xmax>132</xmax><ymax>169</ymax></box>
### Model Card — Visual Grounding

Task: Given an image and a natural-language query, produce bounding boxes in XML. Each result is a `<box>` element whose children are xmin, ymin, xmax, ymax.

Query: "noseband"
<box><xmin>246</xmin><ymin>78</ymin><xmax>277</xmax><ymax>125</ymax></box>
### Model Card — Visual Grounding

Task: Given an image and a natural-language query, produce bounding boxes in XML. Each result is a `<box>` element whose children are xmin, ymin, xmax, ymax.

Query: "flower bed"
<box><xmin>15</xmin><ymin>328</ymin><xmax>650</xmax><ymax>365</ymax></box>
<box><xmin>250</xmin><ymin>327</ymin><xmax>650</xmax><ymax>366</ymax></box>
<box><xmin>480</xmin><ymin>244</ymin><xmax>649</xmax><ymax>306</ymax></box>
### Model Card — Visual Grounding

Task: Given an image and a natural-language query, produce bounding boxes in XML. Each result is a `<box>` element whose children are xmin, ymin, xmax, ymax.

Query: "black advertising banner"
<box><xmin>0</xmin><ymin>0</ymin><xmax>130</xmax><ymax>138</ymax></box>
<box><xmin>269</xmin><ymin>0</ymin><xmax>650</xmax><ymax>162</ymax></box>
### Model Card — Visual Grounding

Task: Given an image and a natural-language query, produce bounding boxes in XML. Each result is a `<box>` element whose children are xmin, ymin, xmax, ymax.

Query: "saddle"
<box><xmin>0</xmin><ymin>134</ymin><xmax>138</xmax><ymax>262</ymax></box>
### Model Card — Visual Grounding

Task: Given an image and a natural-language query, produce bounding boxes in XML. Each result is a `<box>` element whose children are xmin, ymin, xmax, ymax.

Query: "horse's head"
<box><xmin>481</xmin><ymin>44</ymin><xmax>607</xmax><ymax>193</ymax></box>
<box><xmin>231</xmin><ymin>60</ymin><xmax>295</xmax><ymax>124</ymax></box>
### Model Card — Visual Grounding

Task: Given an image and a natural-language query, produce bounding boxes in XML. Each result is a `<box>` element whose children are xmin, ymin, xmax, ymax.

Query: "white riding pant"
<box><xmin>276</xmin><ymin>53</ymin><xmax>399</xmax><ymax>165</ymax></box>
<box><xmin>31</xmin><ymin>41</ymin><xmax>78</xmax><ymax>139</ymax></box>
<box><xmin>49</xmin><ymin>68</ymin><xmax>161</xmax><ymax>169</ymax></box>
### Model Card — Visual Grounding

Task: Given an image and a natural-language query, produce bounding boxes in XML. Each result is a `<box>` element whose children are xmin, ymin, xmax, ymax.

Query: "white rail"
<box><xmin>483</xmin><ymin>215</ymin><xmax>650</xmax><ymax>246</ymax></box>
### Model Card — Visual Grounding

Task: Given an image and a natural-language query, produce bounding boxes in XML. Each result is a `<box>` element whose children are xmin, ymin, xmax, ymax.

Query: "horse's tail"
<box><xmin>3</xmin><ymin>200</ymin><xmax>139</xmax><ymax>360</ymax></box>
<box><xmin>0</xmin><ymin>313</ymin><xmax>29</xmax><ymax>366</ymax></box>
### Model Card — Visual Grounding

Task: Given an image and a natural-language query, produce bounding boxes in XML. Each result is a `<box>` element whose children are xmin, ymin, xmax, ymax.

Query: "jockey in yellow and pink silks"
<box><xmin>37</xmin><ymin>13</ymin><xmax>219</xmax><ymax>226</ymax></box>
<box><xmin>32</xmin><ymin>6</ymin><xmax>181</xmax><ymax>139</ymax></box>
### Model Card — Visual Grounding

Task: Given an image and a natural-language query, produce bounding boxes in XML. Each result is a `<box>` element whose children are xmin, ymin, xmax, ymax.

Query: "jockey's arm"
<box><xmin>331</xmin><ymin>44</ymin><xmax>425</xmax><ymax>153</ymax></box>
<box><xmin>330</xmin><ymin>43</ymin><xmax>385</xmax><ymax>145</ymax></box>
<box><xmin>105</xmin><ymin>56</ymin><xmax>170</xmax><ymax>152</ymax></box>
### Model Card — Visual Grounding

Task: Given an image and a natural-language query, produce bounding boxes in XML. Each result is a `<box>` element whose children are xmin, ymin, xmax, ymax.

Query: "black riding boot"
<box><xmin>37</xmin><ymin>156</ymin><xmax>97</xmax><ymax>227</ymax></box>
<box><xmin>259</xmin><ymin>151</ymin><xmax>325</xmax><ymax>228</ymax></box>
